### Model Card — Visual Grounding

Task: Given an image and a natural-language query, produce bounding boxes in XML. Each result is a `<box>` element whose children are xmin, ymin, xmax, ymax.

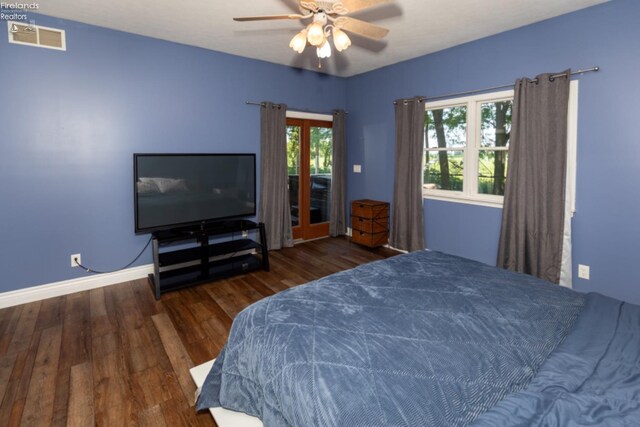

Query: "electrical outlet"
<box><xmin>242</xmin><ymin>230</ymin><xmax>249</xmax><ymax>239</ymax></box>
<box><xmin>353</xmin><ymin>164</ymin><xmax>362</xmax><ymax>173</ymax></box>
<box><xmin>578</xmin><ymin>264</ymin><xmax>590</xmax><ymax>280</ymax></box>
<box><xmin>71</xmin><ymin>253</ymin><xmax>81</xmax><ymax>268</ymax></box>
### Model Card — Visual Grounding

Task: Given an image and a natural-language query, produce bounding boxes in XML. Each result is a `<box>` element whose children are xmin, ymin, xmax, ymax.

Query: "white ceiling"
<box><xmin>35</xmin><ymin>0</ymin><xmax>609</xmax><ymax>77</ymax></box>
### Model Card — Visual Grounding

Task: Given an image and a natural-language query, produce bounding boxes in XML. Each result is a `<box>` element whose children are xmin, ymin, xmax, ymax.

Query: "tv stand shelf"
<box><xmin>149</xmin><ymin>220</ymin><xmax>269</xmax><ymax>299</ymax></box>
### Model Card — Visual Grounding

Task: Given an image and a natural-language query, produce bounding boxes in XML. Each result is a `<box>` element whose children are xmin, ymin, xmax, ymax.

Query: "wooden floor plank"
<box><xmin>268</xmin><ymin>250</ymin><xmax>320</xmax><ymax>282</ymax></box>
<box><xmin>152</xmin><ymin>313</ymin><xmax>196</xmax><ymax>405</ymax></box>
<box><xmin>123</xmin><ymin>318</ymin><xmax>160</xmax><ymax>374</ymax></box>
<box><xmin>92</xmin><ymin>351</ymin><xmax>133</xmax><ymax>426</ymax></box>
<box><xmin>227</xmin><ymin>277</ymin><xmax>268</xmax><ymax>304</ymax></box>
<box><xmin>1</xmin><ymin>237</ymin><xmax>396</xmax><ymax>426</ymax></box>
<box><xmin>0</xmin><ymin>330</ymin><xmax>41</xmax><ymax>426</ymax></box>
<box><xmin>248</xmin><ymin>270</ymin><xmax>290</xmax><ymax>294</ymax></box>
<box><xmin>0</xmin><ymin>306</ymin><xmax>22</xmax><ymax>352</ymax></box>
<box><xmin>204</xmin><ymin>281</ymin><xmax>251</xmax><ymax>319</ymax></box>
<box><xmin>66</xmin><ymin>362</ymin><xmax>95</xmax><ymax>427</ymax></box>
<box><xmin>110</xmin><ymin>282</ymin><xmax>145</xmax><ymax>329</ymax></box>
<box><xmin>50</xmin><ymin>371</ymin><xmax>71</xmax><ymax>427</ymax></box>
<box><xmin>5</xmin><ymin>301</ymin><xmax>41</xmax><ymax>356</ymax></box>
<box><xmin>0</xmin><ymin>353</ymin><xmax>18</xmax><ymax>408</ymax></box>
<box><xmin>163</xmin><ymin>299</ymin><xmax>208</xmax><ymax>344</ymax></box>
<box><xmin>89</xmin><ymin>287</ymin><xmax>107</xmax><ymax>318</ymax></box>
<box><xmin>132</xmin><ymin>279</ymin><xmax>162</xmax><ymax>318</ymax></box>
<box><xmin>132</xmin><ymin>365</ymin><xmax>174</xmax><ymax>408</ymax></box>
<box><xmin>139</xmin><ymin>404</ymin><xmax>168</xmax><ymax>427</ymax></box>
<box><xmin>34</xmin><ymin>296</ymin><xmax>65</xmax><ymax>332</ymax></box>
<box><xmin>190</xmin><ymin>287</ymin><xmax>234</xmax><ymax>331</ymax></box>
<box><xmin>60</xmin><ymin>292</ymin><xmax>92</xmax><ymax>370</ymax></box>
<box><xmin>202</xmin><ymin>317</ymin><xmax>230</xmax><ymax>353</ymax></box>
<box><xmin>20</xmin><ymin>325</ymin><xmax>63</xmax><ymax>426</ymax></box>
<box><xmin>8</xmin><ymin>398</ymin><xmax>26</xmax><ymax>426</ymax></box>
<box><xmin>47</xmin><ymin>293</ymin><xmax>92</xmax><ymax>426</ymax></box>
<box><xmin>0</xmin><ymin>305</ymin><xmax>14</xmax><ymax>333</ymax></box>
<box><xmin>239</xmin><ymin>275</ymin><xmax>276</xmax><ymax>298</ymax></box>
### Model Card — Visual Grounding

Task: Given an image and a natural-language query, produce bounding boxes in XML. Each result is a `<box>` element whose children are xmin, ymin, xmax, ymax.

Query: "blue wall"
<box><xmin>0</xmin><ymin>13</ymin><xmax>346</xmax><ymax>293</ymax></box>
<box><xmin>2</xmin><ymin>1</ymin><xmax>639</xmax><ymax>305</ymax></box>
<box><xmin>347</xmin><ymin>0</ymin><xmax>640</xmax><ymax>304</ymax></box>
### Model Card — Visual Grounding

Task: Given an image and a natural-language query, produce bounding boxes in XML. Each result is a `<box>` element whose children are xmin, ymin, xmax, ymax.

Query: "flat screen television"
<box><xmin>134</xmin><ymin>153</ymin><xmax>256</xmax><ymax>233</ymax></box>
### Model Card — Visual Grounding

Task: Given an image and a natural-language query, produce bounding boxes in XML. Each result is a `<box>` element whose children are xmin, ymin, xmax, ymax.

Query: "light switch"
<box><xmin>353</xmin><ymin>165</ymin><xmax>362</xmax><ymax>173</ymax></box>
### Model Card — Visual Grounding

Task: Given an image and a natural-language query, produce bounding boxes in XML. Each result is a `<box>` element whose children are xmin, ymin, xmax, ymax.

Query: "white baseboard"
<box><xmin>0</xmin><ymin>264</ymin><xmax>154</xmax><ymax>309</ymax></box>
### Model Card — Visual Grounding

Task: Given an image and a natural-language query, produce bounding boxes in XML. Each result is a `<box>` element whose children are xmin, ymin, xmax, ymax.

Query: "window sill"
<box><xmin>423</xmin><ymin>192</ymin><xmax>503</xmax><ymax>209</ymax></box>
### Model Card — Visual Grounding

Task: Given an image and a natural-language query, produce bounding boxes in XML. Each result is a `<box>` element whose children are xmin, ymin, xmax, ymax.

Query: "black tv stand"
<box><xmin>148</xmin><ymin>220</ymin><xmax>269</xmax><ymax>299</ymax></box>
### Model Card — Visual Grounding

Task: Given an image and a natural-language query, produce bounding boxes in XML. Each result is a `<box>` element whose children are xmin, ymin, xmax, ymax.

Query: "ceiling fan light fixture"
<box><xmin>289</xmin><ymin>29</ymin><xmax>308</xmax><ymax>54</ymax></box>
<box><xmin>233</xmin><ymin>2</ymin><xmax>391</xmax><ymax>63</ymax></box>
<box><xmin>332</xmin><ymin>28</ymin><xmax>351</xmax><ymax>52</ymax></box>
<box><xmin>317</xmin><ymin>39</ymin><xmax>332</xmax><ymax>59</ymax></box>
<box><xmin>307</xmin><ymin>22</ymin><xmax>325</xmax><ymax>47</ymax></box>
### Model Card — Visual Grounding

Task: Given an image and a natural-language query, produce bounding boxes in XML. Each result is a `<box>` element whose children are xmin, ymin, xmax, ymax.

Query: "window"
<box><xmin>423</xmin><ymin>90</ymin><xmax>513</xmax><ymax>206</ymax></box>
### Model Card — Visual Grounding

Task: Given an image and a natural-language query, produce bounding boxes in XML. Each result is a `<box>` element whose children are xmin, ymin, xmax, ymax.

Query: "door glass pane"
<box><xmin>309</xmin><ymin>126</ymin><xmax>332</xmax><ymax>224</ymax></box>
<box><xmin>479</xmin><ymin>150</ymin><xmax>509</xmax><ymax>195</ymax></box>
<box><xmin>287</xmin><ymin>125</ymin><xmax>301</xmax><ymax>227</ymax></box>
<box><xmin>424</xmin><ymin>150</ymin><xmax>464</xmax><ymax>191</ymax></box>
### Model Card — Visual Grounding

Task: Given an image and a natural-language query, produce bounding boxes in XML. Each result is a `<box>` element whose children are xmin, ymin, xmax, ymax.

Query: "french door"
<box><xmin>286</xmin><ymin>118</ymin><xmax>333</xmax><ymax>240</ymax></box>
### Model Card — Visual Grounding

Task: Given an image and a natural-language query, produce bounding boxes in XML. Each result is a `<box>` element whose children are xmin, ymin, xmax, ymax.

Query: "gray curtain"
<box><xmin>258</xmin><ymin>102</ymin><xmax>294</xmax><ymax>250</ymax></box>
<box><xmin>497</xmin><ymin>71</ymin><xmax>571</xmax><ymax>283</ymax></box>
<box><xmin>390</xmin><ymin>98</ymin><xmax>426</xmax><ymax>252</ymax></box>
<box><xmin>330</xmin><ymin>110</ymin><xmax>347</xmax><ymax>236</ymax></box>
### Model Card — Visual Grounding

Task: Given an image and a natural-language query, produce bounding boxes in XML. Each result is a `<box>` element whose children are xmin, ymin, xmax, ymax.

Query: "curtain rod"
<box><xmin>393</xmin><ymin>66</ymin><xmax>600</xmax><ymax>105</ymax></box>
<box><xmin>245</xmin><ymin>101</ymin><xmax>348</xmax><ymax>115</ymax></box>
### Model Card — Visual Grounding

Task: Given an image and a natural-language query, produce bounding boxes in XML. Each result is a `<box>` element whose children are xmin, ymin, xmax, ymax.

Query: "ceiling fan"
<box><xmin>233</xmin><ymin>0</ymin><xmax>392</xmax><ymax>61</ymax></box>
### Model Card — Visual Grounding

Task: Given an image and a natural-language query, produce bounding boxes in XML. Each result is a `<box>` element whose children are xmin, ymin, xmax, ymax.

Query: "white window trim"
<box><xmin>423</xmin><ymin>83</ymin><xmax>578</xmax><ymax>211</ymax></box>
<box><xmin>423</xmin><ymin>89</ymin><xmax>513</xmax><ymax>207</ymax></box>
<box><xmin>286</xmin><ymin>111</ymin><xmax>333</xmax><ymax>121</ymax></box>
<box><xmin>567</xmin><ymin>80</ymin><xmax>578</xmax><ymax>216</ymax></box>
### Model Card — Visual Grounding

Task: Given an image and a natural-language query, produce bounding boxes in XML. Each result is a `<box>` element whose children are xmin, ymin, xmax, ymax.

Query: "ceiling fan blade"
<box><xmin>299</xmin><ymin>1</ymin><xmax>320</xmax><ymax>12</ymax></box>
<box><xmin>338</xmin><ymin>17</ymin><xmax>389</xmax><ymax>40</ymax></box>
<box><xmin>233</xmin><ymin>14</ymin><xmax>307</xmax><ymax>22</ymax></box>
<box><xmin>338</xmin><ymin>0</ymin><xmax>393</xmax><ymax>14</ymax></box>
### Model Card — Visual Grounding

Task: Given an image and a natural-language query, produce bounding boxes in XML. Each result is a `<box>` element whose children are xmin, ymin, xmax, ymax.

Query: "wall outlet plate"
<box><xmin>578</xmin><ymin>264</ymin><xmax>590</xmax><ymax>280</ymax></box>
<box><xmin>353</xmin><ymin>164</ymin><xmax>362</xmax><ymax>173</ymax></box>
<box><xmin>71</xmin><ymin>253</ymin><xmax>81</xmax><ymax>268</ymax></box>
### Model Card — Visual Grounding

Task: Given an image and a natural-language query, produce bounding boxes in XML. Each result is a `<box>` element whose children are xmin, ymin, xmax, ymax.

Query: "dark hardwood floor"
<box><xmin>0</xmin><ymin>237</ymin><xmax>398</xmax><ymax>426</ymax></box>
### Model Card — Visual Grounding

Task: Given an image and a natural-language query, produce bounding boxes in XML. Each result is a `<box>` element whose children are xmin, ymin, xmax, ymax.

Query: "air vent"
<box><xmin>7</xmin><ymin>21</ymin><xmax>66</xmax><ymax>51</ymax></box>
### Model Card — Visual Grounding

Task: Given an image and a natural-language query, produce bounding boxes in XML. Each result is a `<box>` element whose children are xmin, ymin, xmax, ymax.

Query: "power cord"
<box><xmin>74</xmin><ymin>236</ymin><xmax>153</xmax><ymax>274</ymax></box>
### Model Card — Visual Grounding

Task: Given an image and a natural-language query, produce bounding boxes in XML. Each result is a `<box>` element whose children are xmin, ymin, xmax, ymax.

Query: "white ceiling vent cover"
<box><xmin>7</xmin><ymin>21</ymin><xmax>66</xmax><ymax>51</ymax></box>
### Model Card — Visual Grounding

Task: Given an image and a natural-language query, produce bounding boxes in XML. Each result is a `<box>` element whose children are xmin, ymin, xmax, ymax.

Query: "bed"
<box><xmin>195</xmin><ymin>250</ymin><xmax>640</xmax><ymax>426</ymax></box>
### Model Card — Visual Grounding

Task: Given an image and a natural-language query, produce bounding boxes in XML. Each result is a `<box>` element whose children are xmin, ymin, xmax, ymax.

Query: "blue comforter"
<box><xmin>473</xmin><ymin>293</ymin><xmax>640</xmax><ymax>426</ymax></box>
<box><xmin>197</xmin><ymin>250</ymin><xmax>638</xmax><ymax>426</ymax></box>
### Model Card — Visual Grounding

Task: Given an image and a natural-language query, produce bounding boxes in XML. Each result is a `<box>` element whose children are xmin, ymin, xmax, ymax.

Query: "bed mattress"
<box><xmin>197</xmin><ymin>250</ymin><xmax>614</xmax><ymax>426</ymax></box>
